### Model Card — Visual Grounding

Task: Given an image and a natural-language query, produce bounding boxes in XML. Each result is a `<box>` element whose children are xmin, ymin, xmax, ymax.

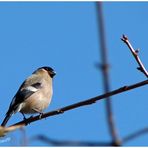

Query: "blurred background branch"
<box><xmin>96</xmin><ymin>2</ymin><xmax>120</xmax><ymax>145</ymax></box>
<box><xmin>30</xmin><ymin>126</ymin><xmax>148</xmax><ymax>146</ymax></box>
<box><xmin>122</xmin><ymin>127</ymin><xmax>148</xmax><ymax>144</ymax></box>
<box><xmin>31</xmin><ymin>135</ymin><xmax>117</xmax><ymax>146</ymax></box>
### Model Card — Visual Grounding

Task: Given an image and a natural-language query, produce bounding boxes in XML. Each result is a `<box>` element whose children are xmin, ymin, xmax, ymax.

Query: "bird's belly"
<box><xmin>20</xmin><ymin>95</ymin><xmax>52</xmax><ymax>114</ymax></box>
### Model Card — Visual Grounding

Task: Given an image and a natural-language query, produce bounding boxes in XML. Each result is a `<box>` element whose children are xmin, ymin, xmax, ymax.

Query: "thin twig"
<box><xmin>9</xmin><ymin>79</ymin><xmax>148</xmax><ymax>127</ymax></box>
<box><xmin>121</xmin><ymin>35</ymin><xmax>148</xmax><ymax>78</ymax></box>
<box><xmin>122</xmin><ymin>127</ymin><xmax>148</xmax><ymax>144</ymax></box>
<box><xmin>96</xmin><ymin>2</ymin><xmax>120</xmax><ymax>145</ymax></box>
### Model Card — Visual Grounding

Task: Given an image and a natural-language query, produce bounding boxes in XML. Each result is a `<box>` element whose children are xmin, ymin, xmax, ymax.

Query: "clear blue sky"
<box><xmin>0</xmin><ymin>2</ymin><xmax>148</xmax><ymax>146</ymax></box>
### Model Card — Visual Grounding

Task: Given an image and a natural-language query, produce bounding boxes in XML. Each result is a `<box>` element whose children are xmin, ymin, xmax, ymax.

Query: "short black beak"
<box><xmin>50</xmin><ymin>71</ymin><xmax>56</xmax><ymax>78</ymax></box>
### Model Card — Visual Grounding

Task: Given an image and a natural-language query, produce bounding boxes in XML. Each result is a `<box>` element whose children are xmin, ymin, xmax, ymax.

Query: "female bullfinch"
<box><xmin>1</xmin><ymin>66</ymin><xmax>56</xmax><ymax>126</ymax></box>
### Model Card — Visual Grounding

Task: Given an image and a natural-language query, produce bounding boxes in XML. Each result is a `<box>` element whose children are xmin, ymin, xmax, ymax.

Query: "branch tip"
<box><xmin>120</xmin><ymin>38</ymin><xmax>125</xmax><ymax>42</ymax></box>
<box><xmin>122</xmin><ymin>34</ymin><xmax>128</xmax><ymax>40</ymax></box>
<box><xmin>121</xmin><ymin>34</ymin><xmax>128</xmax><ymax>42</ymax></box>
<box><xmin>121</xmin><ymin>34</ymin><xmax>148</xmax><ymax>78</ymax></box>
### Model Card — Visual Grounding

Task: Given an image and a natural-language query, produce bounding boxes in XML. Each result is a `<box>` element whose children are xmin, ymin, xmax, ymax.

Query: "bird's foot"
<box><xmin>21</xmin><ymin>113</ymin><xmax>27</xmax><ymax>120</ymax></box>
<box><xmin>32</xmin><ymin>108</ymin><xmax>44</xmax><ymax>119</ymax></box>
<box><xmin>21</xmin><ymin>113</ymin><xmax>34</xmax><ymax>126</ymax></box>
<box><xmin>39</xmin><ymin>112</ymin><xmax>44</xmax><ymax>119</ymax></box>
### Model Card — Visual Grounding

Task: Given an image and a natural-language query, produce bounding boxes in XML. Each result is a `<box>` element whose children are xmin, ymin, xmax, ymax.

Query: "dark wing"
<box><xmin>6</xmin><ymin>78</ymin><xmax>42</xmax><ymax>115</ymax></box>
<box><xmin>15</xmin><ymin>82</ymin><xmax>42</xmax><ymax>103</ymax></box>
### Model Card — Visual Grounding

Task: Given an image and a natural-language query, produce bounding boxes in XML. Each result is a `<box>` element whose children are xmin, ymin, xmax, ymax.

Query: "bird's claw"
<box><xmin>39</xmin><ymin>113</ymin><xmax>44</xmax><ymax>119</ymax></box>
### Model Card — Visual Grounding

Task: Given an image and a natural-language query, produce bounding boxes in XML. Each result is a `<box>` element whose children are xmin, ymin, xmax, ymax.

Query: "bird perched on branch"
<box><xmin>1</xmin><ymin>66</ymin><xmax>56</xmax><ymax>127</ymax></box>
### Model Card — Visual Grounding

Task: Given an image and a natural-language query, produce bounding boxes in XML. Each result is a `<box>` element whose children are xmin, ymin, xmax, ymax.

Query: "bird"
<box><xmin>1</xmin><ymin>66</ymin><xmax>56</xmax><ymax>127</ymax></box>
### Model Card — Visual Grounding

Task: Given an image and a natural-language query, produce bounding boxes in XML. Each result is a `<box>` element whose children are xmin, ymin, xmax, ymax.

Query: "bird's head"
<box><xmin>34</xmin><ymin>66</ymin><xmax>56</xmax><ymax>78</ymax></box>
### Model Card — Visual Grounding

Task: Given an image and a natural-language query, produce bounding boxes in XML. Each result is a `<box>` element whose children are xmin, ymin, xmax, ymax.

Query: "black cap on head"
<box><xmin>36</xmin><ymin>66</ymin><xmax>56</xmax><ymax>78</ymax></box>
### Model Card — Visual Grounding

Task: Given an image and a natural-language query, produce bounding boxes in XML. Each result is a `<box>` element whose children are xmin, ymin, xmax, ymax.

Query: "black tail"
<box><xmin>1</xmin><ymin>113</ymin><xmax>12</xmax><ymax>127</ymax></box>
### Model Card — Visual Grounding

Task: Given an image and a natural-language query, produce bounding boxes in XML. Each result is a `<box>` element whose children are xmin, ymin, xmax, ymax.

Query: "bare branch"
<box><xmin>9</xmin><ymin>79</ymin><xmax>148</xmax><ymax>128</ymax></box>
<box><xmin>121</xmin><ymin>35</ymin><xmax>148</xmax><ymax>78</ymax></box>
<box><xmin>96</xmin><ymin>2</ymin><xmax>120</xmax><ymax>144</ymax></box>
